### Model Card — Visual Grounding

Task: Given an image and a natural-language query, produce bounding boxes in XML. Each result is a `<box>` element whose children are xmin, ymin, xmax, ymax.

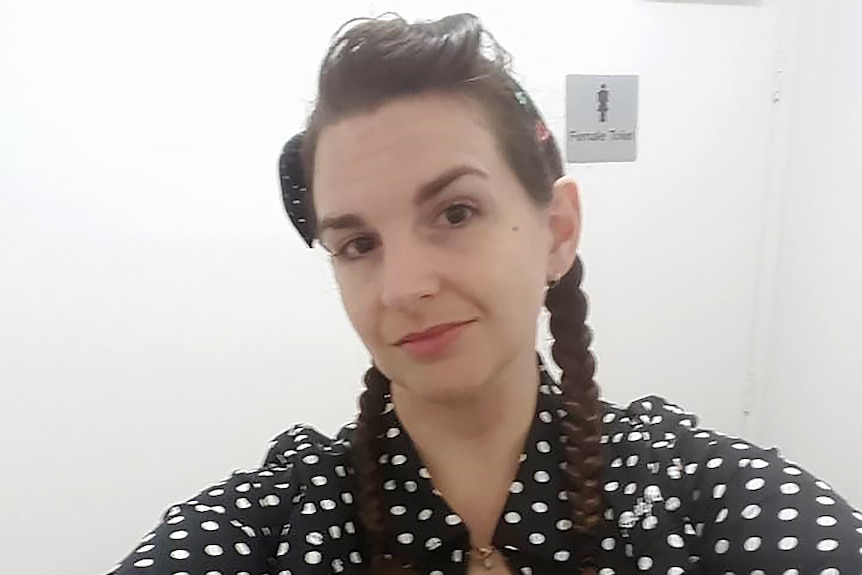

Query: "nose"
<box><xmin>378</xmin><ymin>241</ymin><xmax>440</xmax><ymax>309</ymax></box>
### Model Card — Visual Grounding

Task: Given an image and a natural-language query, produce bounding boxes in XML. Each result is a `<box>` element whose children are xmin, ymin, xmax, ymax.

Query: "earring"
<box><xmin>546</xmin><ymin>272</ymin><xmax>562</xmax><ymax>289</ymax></box>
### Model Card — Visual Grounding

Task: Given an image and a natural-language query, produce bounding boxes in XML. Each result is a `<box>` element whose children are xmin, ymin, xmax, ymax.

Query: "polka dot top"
<box><xmin>109</xmin><ymin>367</ymin><xmax>862</xmax><ymax>575</ymax></box>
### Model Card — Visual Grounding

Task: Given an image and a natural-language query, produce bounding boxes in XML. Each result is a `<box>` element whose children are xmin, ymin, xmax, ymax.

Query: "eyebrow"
<box><xmin>317</xmin><ymin>165</ymin><xmax>488</xmax><ymax>235</ymax></box>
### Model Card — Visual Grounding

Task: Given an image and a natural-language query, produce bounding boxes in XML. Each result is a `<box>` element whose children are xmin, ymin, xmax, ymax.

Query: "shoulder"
<box><xmin>110</xmin><ymin>420</ymin><xmax>360</xmax><ymax>574</ymax></box>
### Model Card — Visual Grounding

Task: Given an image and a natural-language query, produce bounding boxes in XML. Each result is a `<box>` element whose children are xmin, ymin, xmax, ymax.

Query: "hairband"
<box><xmin>279</xmin><ymin>81</ymin><xmax>550</xmax><ymax>248</ymax></box>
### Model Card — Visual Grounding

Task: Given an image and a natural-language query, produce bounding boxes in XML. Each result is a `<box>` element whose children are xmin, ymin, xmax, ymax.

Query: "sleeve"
<box><xmin>627</xmin><ymin>397</ymin><xmax>862</xmax><ymax>574</ymax></box>
<box><xmin>106</xmin><ymin>430</ymin><xmax>304</xmax><ymax>575</ymax></box>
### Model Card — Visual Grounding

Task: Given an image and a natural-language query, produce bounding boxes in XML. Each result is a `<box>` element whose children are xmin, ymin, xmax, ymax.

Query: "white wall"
<box><xmin>4</xmin><ymin>1</ymin><xmax>855</xmax><ymax>574</ymax></box>
<box><xmin>747</xmin><ymin>0</ymin><xmax>862</xmax><ymax>503</ymax></box>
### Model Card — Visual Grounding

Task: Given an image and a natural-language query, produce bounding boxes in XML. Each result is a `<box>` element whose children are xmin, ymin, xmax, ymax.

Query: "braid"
<box><xmin>352</xmin><ymin>366</ymin><xmax>414</xmax><ymax>575</ymax></box>
<box><xmin>546</xmin><ymin>256</ymin><xmax>604</xmax><ymax>573</ymax></box>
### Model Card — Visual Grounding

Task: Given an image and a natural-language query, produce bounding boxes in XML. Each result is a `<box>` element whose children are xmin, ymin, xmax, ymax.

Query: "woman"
<box><xmin>110</xmin><ymin>13</ymin><xmax>862</xmax><ymax>575</ymax></box>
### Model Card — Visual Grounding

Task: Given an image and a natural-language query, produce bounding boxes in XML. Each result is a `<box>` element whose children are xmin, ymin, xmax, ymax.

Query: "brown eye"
<box><xmin>441</xmin><ymin>203</ymin><xmax>477</xmax><ymax>226</ymax></box>
<box><xmin>336</xmin><ymin>235</ymin><xmax>378</xmax><ymax>260</ymax></box>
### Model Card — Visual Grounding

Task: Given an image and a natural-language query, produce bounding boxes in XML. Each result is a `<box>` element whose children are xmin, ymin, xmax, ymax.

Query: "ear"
<box><xmin>546</xmin><ymin>176</ymin><xmax>582</xmax><ymax>279</ymax></box>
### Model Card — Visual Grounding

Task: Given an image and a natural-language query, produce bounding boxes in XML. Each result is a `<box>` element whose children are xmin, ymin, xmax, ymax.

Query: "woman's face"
<box><xmin>312</xmin><ymin>93</ymin><xmax>580</xmax><ymax>402</ymax></box>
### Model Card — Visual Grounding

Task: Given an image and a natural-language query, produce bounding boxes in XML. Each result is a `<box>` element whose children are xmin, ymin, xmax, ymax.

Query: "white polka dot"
<box><xmin>505</xmin><ymin>511</ymin><xmax>522</xmax><ymax>524</ymax></box>
<box><xmin>707</xmin><ymin>458</ymin><xmax>724</xmax><ymax>469</ymax></box>
<box><xmin>418</xmin><ymin>509</ymin><xmax>433</xmax><ymax>521</ymax></box>
<box><xmin>817</xmin><ymin>496</ymin><xmax>837</xmax><ymax>506</ymax></box>
<box><xmin>534</xmin><ymin>471</ymin><xmax>550</xmax><ymax>483</ymax></box>
<box><xmin>818</xmin><ymin>516</ymin><xmax>838</xmax><ymax>527</ymax></box>
<box><xmin>783</xmin><ymin>570</ymin><xmax>800</xmax><ymax>575</ymax></box>
<box><xmin>667</xmin><ymin>534</ymin><xmax>684</xmax><ymax>548</ymax></box>
<box><xmin>133</xmin><ymin>559</ymin><xmax>154</xmax><ymax>568</ymax></box>
<box><xmin>302</xmin><ymin>454</ymin><xmax>319</xmax><ymax>464</ymax></box>
<box><xmin>781</xmin><ymin>482</ymin><xmax>801</xmax><ymax>495</ymax></box>
<box><xmin>601</xmin><ymin>537</ymin><xmax>617</xmax><ymax>551</ymax></box>
<box><xmin>301</xmin><ymin>502</ymin><xmax>317</xmax><ymax>514</ymax></box>
<box><xmin>426</xmin><ymin>537</ymin><xmax>442</xmax><ymax>550</ymax></box>
<box><xmin>537</xmin><ymin>440</ymin><xmax>551</xmax><ymax>453</ymax></box>
<box><xmin>397</xmin><ymin>533</ymin><xmax>414</xmax><ymax>545</ymax></box>
<box><xmin>742</xmin><ymin>504</ymin><xmax>762</xmax><ymax>519</ymax></box>
<box><xmin>235</xmin><ymin>543</ymin><xmax>251</xmax><ymax>555</ymax></box>
<box><xmin>529</xmin><ymin>533</ymin><xmax>545</xmax><ymax>545</ymax></box>
<box><xmin>170</xmin><ymin>550</ymin><xmax>190</xmax><ymax>560</ymax></box>
<box><xmin>510</xmin><ymin>481</ymin><xmax>524</xmax><ymax>494</ymax></box>
<box><xmin>732</xmin><ymin>442</ymin><xmax>750</xmax><ymax>450</ymax></box>
<box><xmin>600</xmin><ymin>570</ymin><xmax>616</xmax><ymax>575</ymax></box>
<box><xmin>205</xmin><ymin>545</ymin><xmax>223</xmax><ymax>556</ymax></box>
<box><xmin>208</xmin><ymin>488</ymin><xmax>225</xmax><ymax>496</ymax></box>
<box><xmin>235</xmin><ymin>483</ymin><xmax>250</xmax><ymax>493</ymax></box>
<box><xmin>404</xmin><ymin>481</ymin><xmax>417</xmax><ymax>492</ymax></box>
<box><xmin>236</xmin><ymin>498</ymin><xmax>251</xmax><ymax>509</ymax></box>
<box><xmin>605</xmin><ymin>481</ymin><xmax>620</xmax><ymax>492</ymax></box>
<box><xmin>668</xmin><ymin>568</ymin><xmax>684</xmax><ymax>575</ymax></box>
<box><xmin>554</xmin><ymin>550</ymin><xmax>570</xmax><ymax>561</ymax></box>
<box><xmin>306</xmin><ymin>532</ymin><xmax>324</xmax><ymax>545</ymax></box>
<box><xmin>539</xmin><ymin>411</ymin><xmax>553</xmax><ymax>423</ymax></box>
<box><xmin>751</xmin><ymin>458</ymin><xmax>770</xmax><ymax>469</ymax></box>
<box><xmin>349</xmin><ymin>551</ymin><xmax>362</xmax><ymax>563</ymax></box>
<box><xmin>167</xmin><ymin>516</ymin><xmax>185</xmax><ymax>525</ymax></box>
<box><xmin>391</xmin><ymin>454</ymin><xmax>407</xmax><ymax>466</ymax></box>
<box><xmin>820</xmin><ymin>570</ymin><xmax>840</xmax><ymax>575</ymax></box>
<box><xmin>386</xmin><ymin>427</ymin><xmax>400</xmax><ymax>438</ymax></box>
<box><xmin>532</xmin><ymin>502</ymin><xmax>549</xmax><ymax>513</ymax></box>
<box><xmin>637</xmin><ymin>556</ymin><xmax>653</xmax><ymax>570</ymax></box>
<box><xmin>817</xmin><ymin>539</ymin><xmax>839</xmax><ymax>552</ymax></box>
<box><xmin>643</xmin><ymin>516</ymin><xmax>658</xmax><ymax>530</ymax></box>
<box><xmin>169</xmin><ymin>530</ymin><xmax>188</xmax><ymax>540</ymax></box>
<box><xmin>715</xmin><ymin>540</ymin><xmax>730</xmax><ymax>554</ymax></box>
<box><xmin>713</xmin><ymin>484</ymin><xmax>727</xmax><ymax>499</ymax></box>
<box><xmin>665</xmin><ymin>497</ymin><xmax>681</xmax><ymax>511</ymax></box>
<box><xmin>445</xmin><ymin>514</ymin><xmax>462</xmax><ymax>525</ymax></box>
<box><xmin>746</xmin><ymin>478</ymin><xmax>766</xmax><ymax>491</ymax></box>
<box><xmin>716</xmin><ymin>508</ymin><xmax>729</xmax><ymax>523</ymax></box>
<box><xmin>779</xmin><ymin>508</ymin><xmax>800</xmax><ymax>521</ymax></box>
<box><xmin>277</xmin><ymin>542</ymin><xmax>290</xmax><ymax>556</ymax></box>
<box><xmin>779</xmin><ymin>537</ymin><xmax>798</xmax><ymax>551</ymax></box>
<box><xmin>305</xmin><ymin>551</ymin><xmax>322</xmax><ymax>565</ymax></box>
<box><xmin>557</xmin><ymin>519</ymin><xmax>573</xmax><ymax>531</ymax></box>
<box><xmin>311</xmin><ymin>476</ymin><xmax>327</xmax><ymax>487</ymax></box>
<box><xmin>418</xmin><ymin>467</ymin><xmax>431</xmax><ymax>479</ymax></box>
<box><xmin>201</xmin><ymin>521</ymin><xmax>219</xmax><ymax>531</ymax></box>
<box><xmin>816</xmin><ymin>480</ymin><xmax>832</xmax><ymax>491</ymax></box>
<box><xmin>744</xmin><ymin>537</ymin><xmax>762</xmax><ymax>551</ymax></box>
<box><xmin>320</xmin><ymin>499</ymin><xmax>336</xmax><ymax>511</ymax></box>
<box><xmin>328</xmin><ymin>526</ymin><xmax>341</xmax><ymax>539</ymax></box>
<box><xmin>784</xmin><ymin>466</ymin><xmax>802</xmax><ymax>476</ymax></box>
<box><xmin>390</xmin><ymin>505</ymin><xmax>406</xmax><ymax>516</ymax></box>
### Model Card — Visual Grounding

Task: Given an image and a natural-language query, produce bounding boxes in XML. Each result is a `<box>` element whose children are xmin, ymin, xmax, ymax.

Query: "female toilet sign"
<box><xmin>566</xmin><ymin>74</ymin><xmax>639</xmax><ymax>163</ymax></box>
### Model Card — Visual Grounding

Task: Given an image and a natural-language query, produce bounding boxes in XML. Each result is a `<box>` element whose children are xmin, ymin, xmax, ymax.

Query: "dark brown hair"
<box><xmin>301</xmin><ymin>13</ymin><xmax>603</xmax><ymax>575</ymax></box>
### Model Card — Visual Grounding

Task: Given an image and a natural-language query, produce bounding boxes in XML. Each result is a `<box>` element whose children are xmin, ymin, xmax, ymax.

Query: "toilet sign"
<box><xmin>566</xmin><ymin>74</ymin><xmax>639</xmax><ymax>163</ymax></box>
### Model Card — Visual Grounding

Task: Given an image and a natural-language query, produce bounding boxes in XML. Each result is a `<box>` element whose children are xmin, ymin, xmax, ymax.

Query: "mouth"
<box><xmin>395</xmin><ymin>320</ymin><xmax>476</xmax><ymax>360</ymax></box>
<box><xmin>397</xmin><ymin>320</ymin><xmax>476</xmax><ymax>345</ymax></box>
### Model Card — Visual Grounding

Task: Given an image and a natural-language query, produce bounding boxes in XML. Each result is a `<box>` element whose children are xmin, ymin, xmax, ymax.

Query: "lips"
<box><xmin>397</xmin><ymin>321</ymin><xmax>474</xmax><ymax>345</ymax></box>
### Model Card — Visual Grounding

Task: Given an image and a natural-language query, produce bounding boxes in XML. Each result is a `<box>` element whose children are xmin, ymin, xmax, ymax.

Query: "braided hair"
<box><xmin>286</xmin><ymin>13</ymin><xmax>604</xmax><ymax>574</ymax></box>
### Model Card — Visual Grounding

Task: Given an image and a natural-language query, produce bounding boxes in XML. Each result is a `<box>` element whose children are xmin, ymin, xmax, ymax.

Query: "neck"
<box><xmin>389</xmin><ymin>350</ymin><xmax>540</xmax><ymax>544</ymax></box>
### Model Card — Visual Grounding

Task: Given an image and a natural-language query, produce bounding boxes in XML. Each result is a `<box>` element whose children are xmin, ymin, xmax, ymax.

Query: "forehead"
<box><xmin>312</xmin><ymin>94</ymin><xmax>505</xmax><ymax>218</ymax></box>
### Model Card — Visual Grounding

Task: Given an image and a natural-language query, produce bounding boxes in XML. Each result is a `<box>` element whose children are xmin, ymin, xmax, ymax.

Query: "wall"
<box><xmin>0</xmin><ymin>1</ymin><xmax>825</xmax><ymax>573</ymax></box>
<box><xmin>748</xmin><ymin>0</ymin><xmax>862</xmax><ymax>503</ymax></box>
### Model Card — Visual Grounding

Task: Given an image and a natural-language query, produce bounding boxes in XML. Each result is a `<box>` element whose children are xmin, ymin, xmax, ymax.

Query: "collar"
<box><xmin>376</xmin><ymin>361</ymin><xmax>588</xmax><ymax>575</ymax></box>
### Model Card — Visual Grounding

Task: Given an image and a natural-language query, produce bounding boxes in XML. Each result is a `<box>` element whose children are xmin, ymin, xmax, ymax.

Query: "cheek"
<box><xmin>334</xmin><ymin>271</ymin><xmax>377</xmax><ymax>340</ymax></box>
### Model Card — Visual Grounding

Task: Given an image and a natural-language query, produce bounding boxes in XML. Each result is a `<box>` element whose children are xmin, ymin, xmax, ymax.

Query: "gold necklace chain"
<box><xmin>471</xmin><ymin>545</ymin><xmax>497</xmax><ymax>570</ymax></box>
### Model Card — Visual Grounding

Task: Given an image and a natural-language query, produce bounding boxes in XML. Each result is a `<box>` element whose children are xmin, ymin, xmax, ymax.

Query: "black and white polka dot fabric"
<box><xmin>109</xmin><ymin>365</ymin><xmax>862</xmax><ymax>574</ymax></box>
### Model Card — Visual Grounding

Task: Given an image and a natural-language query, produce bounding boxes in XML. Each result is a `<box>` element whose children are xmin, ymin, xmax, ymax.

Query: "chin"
<box><xmin>386</xmin><ymin>353</ymin><xmax>493</xmax><ymax>404</ymax></box>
